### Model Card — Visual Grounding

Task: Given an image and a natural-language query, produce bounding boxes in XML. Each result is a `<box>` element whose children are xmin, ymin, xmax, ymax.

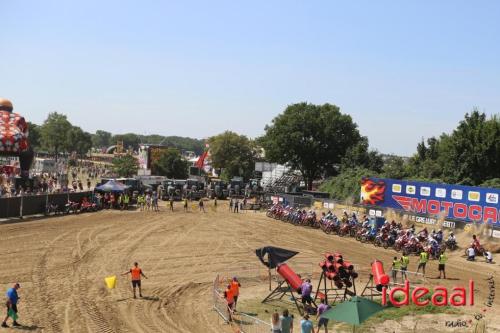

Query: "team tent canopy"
<box><xmin>95</xmin><ymin>180</ymin><xmax>130</xmax><ymax>193</ymax></box>
<box><xmin>320</xmin><ymin>296</ymin><xmax>385</xmax><ymax>332</ymax></box>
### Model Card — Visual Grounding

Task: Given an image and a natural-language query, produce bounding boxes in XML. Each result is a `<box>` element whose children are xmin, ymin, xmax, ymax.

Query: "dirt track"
<box><xmin>0</xmin><ymin>202</ymin><xmax>499</xmax><ymax>332</ymax></box>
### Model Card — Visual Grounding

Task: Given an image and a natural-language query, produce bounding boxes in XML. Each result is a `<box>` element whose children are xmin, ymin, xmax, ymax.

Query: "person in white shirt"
<box><xmin>271</xmin><ymin>311</ymin><xmax>282</xmax><ymax>333</ymax></box>
<box><xmin>467</xmin><ymin>247</ymin><xmax>475</xmax><ymax>261</ymax></box>
<box><xmin>484</xmin><ymin>250</ymin><xmax>493</xmax><ymax>263</ymax></box>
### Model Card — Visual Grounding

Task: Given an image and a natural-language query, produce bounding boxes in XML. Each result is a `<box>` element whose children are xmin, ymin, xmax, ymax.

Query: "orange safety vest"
<box><xmin>230</xmin><ymin>281</ymin><xmax>240</xmax><ymax>296</ymax></box>
<box><xmin>130</xmin><ymin>267</ymin><xmax>142</xmax><ymax>281</ymax></box>
<box><xmin>225</xmin><ymin>288</ymin><xmax>234</xmax><ymax>304</ymax></box>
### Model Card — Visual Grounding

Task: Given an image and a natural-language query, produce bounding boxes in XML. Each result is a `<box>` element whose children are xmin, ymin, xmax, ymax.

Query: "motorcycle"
<box><xmin>445</xmin><ymin>238</ymin><xmax>457</xmax><ymax>251</ymax></box>
<box><xmin>64</xmin><ymin>201</ymin><xmax>80</xmax><ymax>214</ymax></box>
<box><xmin>44</xmin><ymin>202</ymin><xmax>60</xmax><ymax>216</ymax></box>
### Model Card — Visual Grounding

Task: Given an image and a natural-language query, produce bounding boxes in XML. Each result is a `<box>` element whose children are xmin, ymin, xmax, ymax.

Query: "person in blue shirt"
<box><xmin>300</xmin><ymin>314</ymin><xmax>314</xmax><ymax>333</ymax></box>
<box><xmin>2</xmin><ymin>283</ymin><xmax>21</xmax><ymax>328</ymax></box>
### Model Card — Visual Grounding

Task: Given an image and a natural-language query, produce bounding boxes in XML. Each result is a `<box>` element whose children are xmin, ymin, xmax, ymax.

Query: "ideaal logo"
<box><xmin>382</xmin><ymin>280</ymin><xmax>474</xmax><ymax>306</ymax></box>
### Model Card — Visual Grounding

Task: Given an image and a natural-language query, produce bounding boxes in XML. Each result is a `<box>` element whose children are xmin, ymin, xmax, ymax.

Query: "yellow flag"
<box><xmin>105</xmin><ymin>275</ymin><xmax>117</xmax><ymax>289</ymax></box>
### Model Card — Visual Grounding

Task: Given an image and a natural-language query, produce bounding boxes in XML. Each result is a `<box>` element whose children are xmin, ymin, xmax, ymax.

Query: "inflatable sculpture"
<box><xmin>0</xmin><ymin>98</ymin><xmax>33</xmax><ymax>179</ymax></box>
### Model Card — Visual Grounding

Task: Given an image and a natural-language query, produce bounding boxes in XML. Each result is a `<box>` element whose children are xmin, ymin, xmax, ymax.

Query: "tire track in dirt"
<box><xmin>121</xmin><ymin>216</ymin><xmax>196</xmax><ymax>332</ymax></box>
<box><xmin>31</xmin><ymin>231</ymin><xmax>72</xmax><ymax>333</ymax></box>
<box><xmin>67</xmin><ymin>224</ymin><xmax>128</xmax><ymax>333</ymax></box>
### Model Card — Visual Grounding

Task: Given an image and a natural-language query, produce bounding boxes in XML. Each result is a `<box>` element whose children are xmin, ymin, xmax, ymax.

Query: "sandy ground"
<box><xmin>0</xmin><ymin>201</ymin><xmax>499</xmax><ymax>333</ymax></box>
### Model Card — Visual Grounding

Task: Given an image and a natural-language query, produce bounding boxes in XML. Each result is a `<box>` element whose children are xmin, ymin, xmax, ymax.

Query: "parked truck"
<box><xmin>183</xmin><ymin>178</ymin><xmax>205</xmax><ymax>200</ymax></box>
<box><xmin>228</xmin><ymin>177</ymin><xmax>244</xmax><ymax>197</ymax></box>
<box><xmin>245</xmin><ymin>178</ymin><xmax>263</xmax><ymax>198</ymax></box>
<box><xmin>207</xmin><ymin>178</ymin><xmax>228</xmax><ymax>199</ymax></box>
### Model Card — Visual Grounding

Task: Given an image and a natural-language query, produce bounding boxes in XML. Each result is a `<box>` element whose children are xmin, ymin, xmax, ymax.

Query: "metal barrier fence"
<box><xmin>0</xmin><ymin>191</ymin><xmax>93</xmax><ymax>219</ymax></box>
<box><xmin>213</xmin><ymin>274</ymin><xmax>272</xmax><ymax>333</ymax></box>
<box><xmin>212</xmin><ymin>261</ymin><xmax>317</xmax><ymax>333</ymax></box>
<box><xmin>390</xmin><ymin>269</ymin><xmax>427</xmax><ymax>286</ymax></box>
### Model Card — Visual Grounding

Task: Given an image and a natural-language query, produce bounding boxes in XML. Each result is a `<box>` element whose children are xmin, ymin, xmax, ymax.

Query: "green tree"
<box><xmin>112</xmin><ymin>154</ymin><xmax>139</xmax><ymax>177</ymax></box>
<box><xmin>340</xmin><ymin>137</ymin><xmax>384</xmax><ymax>173</ymax></box>
<box><xmin>112</xmin><ymin>133</ymin><xmax>141</xmax><ymax>151</ymax></box>
<box><xmin>40</xmin><ymin>112</ymin><xmax>72</xmax><ymax>159</ymax></box>
<box><xmin>446</xmin><ymin>111</ymin><xmax>500</xmax><ymax>185</ymax></box>
<box><xmin>480</xmin><ymin>178</ymin><xmax>500</xmax><ymax>189</ymax></box>
<box><xmin>92</xmin><ymin>130</ymin><xmax>112</xmax><ymax>148</ymax></box>
<box><xmin>381</xmin><ymin>155</ymin><xmax>408</xmax><ymax>179</ymax></box>
<box><xmin>320</xmin><ymin>168</ymin><xmax>379</xmax><ymax>203</ymax></box>
<box><xmin>153</xmin><ymin>148</ymin><xmax>189</xmax><ymax>179</ymax></box>
<box><xmin>27</xmin><ymin>122</ymin><xmax>41</xmax><ymax>151</ymax></box>
<box><xmin>66</xmin><ymin>126</ymin><xmax>92</xmax><ymax>157</ymax></box>
<box><xmin>208</xmin><ymin>131</ymin><xmax>257</xmax><ymax>181</ymax></box>
<box><xmin>260</xmin><ymin>102</ymin><xmax>363</xmax><ymax>189</ymax></box>
<box><xmin>408</xmin><ymin>111</ymin><xmax>500</xmax><ymax>185</ymax></box>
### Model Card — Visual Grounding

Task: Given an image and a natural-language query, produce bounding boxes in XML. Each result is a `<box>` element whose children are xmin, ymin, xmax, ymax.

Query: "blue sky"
<box><xmin>2</xmin><ymin>0</ymin><xmax>499</xmax><ymax>155</ymax></box>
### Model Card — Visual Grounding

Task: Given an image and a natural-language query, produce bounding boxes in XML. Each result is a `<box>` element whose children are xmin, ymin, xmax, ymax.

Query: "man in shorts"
<box><xmin>315</xmin><ymin>298</ymin><xmax>330</xmax><ymax>333</ymax></box>
<box><xmin>391</xmin><ymin>256</ymin><xmax>401</xmax><ymax>283</ymax></box>
<box><xmin>122</xmin><ymin>262</ymin><xmax>148</xmax><ymax>298</ymax></box>
<box><xmin>400</xmin><ymin>253</ymin><xmax>410</xmax><ymax>281</ymax></box>
<box><xmin>2</xmin><ymin>283</ymin><xmax>20</xmax><ymax>328</ymax></box>
<box><xmin>300</xmin><ymin>279</ymin><xmax>313</xmax><ymax>314</ymax></box>
<box><xmin>438</xmin><ymin>251</ymin><xmax>447</xmax><ymax>279</ymax></box>
<box><xmin>169</xmin><ymin>196</ymin><xmax>174</xmax><ymax>211</ymax></box>
<box><xmin>230</xmin><ymin>277</ymin><xmax>241</xmax><ymax>310</ymax></box>
<box><xmin>417</xmin><ymin>250</ymin><xmax>428</xmax><ymax>276</ymax></box>
<box><xmin>224</xmin><ymin>284</ymin><xmax>234</xmax><ymax>322</ymax></box>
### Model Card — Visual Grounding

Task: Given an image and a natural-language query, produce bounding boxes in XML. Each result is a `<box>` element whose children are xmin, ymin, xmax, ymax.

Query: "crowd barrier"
<box><xmin>212</xmin><ymin>261</ymin><xmax>317</xmax><ymax>333</ymax></box>
<box><xmin>0</xmin><ymin>191</ymin><xmax>93</xmax><ymax>219</ymax></box>
<box><xmin>213</xmin><ymin>274</ymin><xmax>272</xmax><ymax>333</ymax></box>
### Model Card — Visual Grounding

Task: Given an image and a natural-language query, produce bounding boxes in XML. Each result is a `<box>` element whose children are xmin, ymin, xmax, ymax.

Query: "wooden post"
<box><xmin>269</xmin><ymin>268</ymin><xmax>272</xmax><ymax>291</ymax></box>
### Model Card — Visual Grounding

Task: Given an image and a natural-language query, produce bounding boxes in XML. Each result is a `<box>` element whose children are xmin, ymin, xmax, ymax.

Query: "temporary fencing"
<box><xmin>213</xmin><ymin>273</ymin><xmax>272</xmax><ymax>333</ymax></box>
<box><xmin>390</xmin><ymin>269</ymin><xmax>427</xmax><ymax>286</ymax></box>
<box><xmin>212</xmin><ymin>261</ymin><xmax>317</xmax><ymax>333</ymax></box>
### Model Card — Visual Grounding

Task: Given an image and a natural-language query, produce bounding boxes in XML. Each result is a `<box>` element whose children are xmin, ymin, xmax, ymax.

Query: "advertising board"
<box><xmin>360</xmin><ymin>177</ymin><xmax>500</xmax><ymax>225</ymax></box>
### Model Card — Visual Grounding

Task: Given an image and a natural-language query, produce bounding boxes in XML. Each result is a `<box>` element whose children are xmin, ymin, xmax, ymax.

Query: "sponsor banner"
<box><xmin>403</xmin><ymin>213</ymin><xmax>438</xmax><ymax>226</ymax></box>
<box><xmin>323</xmin><ymin>202</ymin><xmax>335</xmax><ymax>209</ymax></box>
<box><xmin>361</xmin><ymin>177</ymin><xmax>500</xmax><ymax>225</ymax></box>
<box><xmin>442</xmin><ymin>220</ymin><xmax>456</xmax><ymax>229</ymax></box>
<box><xmin>314</xmin><ymin>201</ymin><xmax>323</xmax><ymax>209</ymax></box>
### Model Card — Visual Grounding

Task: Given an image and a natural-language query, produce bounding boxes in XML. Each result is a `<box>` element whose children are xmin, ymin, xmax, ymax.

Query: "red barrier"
<box><xmin>277</xmin><ymin>263</ymin><xmax>303</xmax><ymax>290</ymax></box>
<box><xmin>372</xmin><ymin>260</ymin><xmax>390</xmax><ymax>288</ymax></box>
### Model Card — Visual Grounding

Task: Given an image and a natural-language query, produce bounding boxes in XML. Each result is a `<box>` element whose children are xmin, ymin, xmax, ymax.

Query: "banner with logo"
<box><xmin>360</xmin><ymin>177</ymin><xmax>500</xmax><ymax>225</ymax></box>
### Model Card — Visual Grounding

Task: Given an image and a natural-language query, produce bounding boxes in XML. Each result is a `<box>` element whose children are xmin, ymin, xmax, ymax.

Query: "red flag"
<box><xmin>195</xmin><ymin>151</ymin><xmax>208</xmax><ymax>169</ymax></box>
